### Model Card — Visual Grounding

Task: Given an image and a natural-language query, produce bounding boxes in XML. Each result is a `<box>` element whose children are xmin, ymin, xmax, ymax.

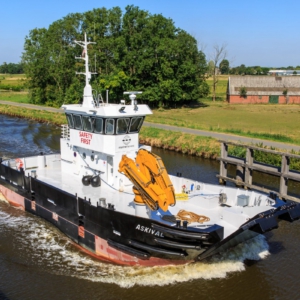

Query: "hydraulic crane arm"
<box><xmin>118</xmin><ymin>149</ymin><xmax>176</xmax><ymax>211</ymax></box>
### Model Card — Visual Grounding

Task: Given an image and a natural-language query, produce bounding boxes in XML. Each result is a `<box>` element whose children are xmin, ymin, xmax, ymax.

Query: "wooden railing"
<box><xmin>217</xmin><ymin>141</ymin><xmax>300</xmax><ymax>202</ymax></box>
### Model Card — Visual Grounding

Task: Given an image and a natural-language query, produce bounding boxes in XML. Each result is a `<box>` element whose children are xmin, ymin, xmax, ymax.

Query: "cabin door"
<box><xmin>107</xmin><ymin>156</ymin><xmax>114</xmax><ymax>184</ymax></box>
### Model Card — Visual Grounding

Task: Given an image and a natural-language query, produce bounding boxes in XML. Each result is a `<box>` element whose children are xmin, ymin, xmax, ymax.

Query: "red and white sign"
<box><xmin>79</xmin><ymin>131</ymin><xmax>93</xmax><ymax>145</ymax></box>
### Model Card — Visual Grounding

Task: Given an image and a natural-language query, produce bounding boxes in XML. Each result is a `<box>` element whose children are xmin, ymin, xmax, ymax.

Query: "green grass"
<box><xmin>0</xmin><ymin>74</ymin><xmax>29</xmax><ymax>102</ymax></box>
<box><xmin>146</xmin><ymin>101</ymin><xmax>300</xmax><ymax>145</ymax></box>
<box><xmin>139</xmin><ymin>127</ymin><xmax>300</xmax><ymax>170</ymax></box>
<box><xmin>0</xmin><ymin>91</ymin><xmax>30</xmax><ymax>103</ymax></box>
<box><xmin>0</xmin><ymin>104</ymin><xmax>299</xmax><ymax>170</ymax></box>
<box><xmin>0</xmin><ymin>104</ymin><xmax>66</xmax><ymax>125</ymax></box>
<box><xmin>139</xmin><ymin>127</ymin><xmax>220</xmax><ymax>158</ymax></box>
<box><xmin>215</xmin><ymin>128</ymin><xmax>295</xmax><ymax>144</ymax></box>
<box><xmin>0</xmin><ymin>74</ymin><xmax>26</xmax><ymax>86</ymax></box>
<box><xmin>205</xmin><ymin>76</ymin><xmax>228</xmax><ymax>101</ymax></box>
<box><xmin>2</xmin><ymin>73</ymin><xmax>300</xmax><ymax>146</ymax></box>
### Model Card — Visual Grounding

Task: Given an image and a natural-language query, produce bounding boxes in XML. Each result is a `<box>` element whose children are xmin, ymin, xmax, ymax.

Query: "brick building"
<box><xmin>227</xmin><ymin>76</ymin><xmax>300</xmax><ymax>104</ymax></box>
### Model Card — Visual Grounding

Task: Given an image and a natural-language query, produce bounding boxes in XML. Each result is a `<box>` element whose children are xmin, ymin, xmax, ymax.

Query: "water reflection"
<box><xmin>0</xmin><ymin>115</ymin><xmax>60</xmax><ymax>158</ymax></box>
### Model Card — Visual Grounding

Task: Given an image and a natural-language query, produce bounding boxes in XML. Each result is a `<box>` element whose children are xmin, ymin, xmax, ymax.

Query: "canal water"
<box><xmin>0</xmin><ymin>114</ymin><xmax>300</xmax><ymax>300</ymax></box>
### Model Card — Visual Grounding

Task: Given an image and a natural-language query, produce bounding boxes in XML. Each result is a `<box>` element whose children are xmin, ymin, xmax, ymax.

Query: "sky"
<box><xmin>0</xmin><ymin>0</ymin><xmax>299</xmax><ymax>67</ymax></box>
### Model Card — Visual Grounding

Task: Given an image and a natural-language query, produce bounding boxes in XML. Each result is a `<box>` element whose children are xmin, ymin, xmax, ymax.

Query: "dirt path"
<box><xmin>1</xmin><ymin>100</ymin><xmax>299</xmax><ymax>152</ymax></box>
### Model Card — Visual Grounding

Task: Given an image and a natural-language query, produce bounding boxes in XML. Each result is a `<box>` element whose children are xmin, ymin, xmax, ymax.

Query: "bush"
<box><xmin>0</xmin><ymin>84</ymin><xmax>24</xmax><ymax>91</ymax></box>
<box><xmin>239</xmin><ymin>86</ymin><xmax>247</xmax><ymax>98</ymax></box>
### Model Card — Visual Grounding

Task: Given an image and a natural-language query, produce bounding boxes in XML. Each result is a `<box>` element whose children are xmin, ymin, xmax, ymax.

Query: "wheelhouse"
<box><xmin>65</xmin><ymin>113</ymin><xmax>145</xmax><ymax>135</ymax></box>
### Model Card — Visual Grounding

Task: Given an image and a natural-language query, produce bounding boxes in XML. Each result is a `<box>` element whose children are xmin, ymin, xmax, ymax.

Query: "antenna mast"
<box><xmin>74</xmin><ymin>33</ymin><xmax>97</xmax><ymax>108</ymax></box>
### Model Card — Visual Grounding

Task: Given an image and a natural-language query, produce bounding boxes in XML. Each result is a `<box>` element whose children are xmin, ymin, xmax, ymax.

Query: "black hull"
<box><xmin>1</xmin><ymin>162</ymin><xmax>300</xmax><ymax>266</ymax></box>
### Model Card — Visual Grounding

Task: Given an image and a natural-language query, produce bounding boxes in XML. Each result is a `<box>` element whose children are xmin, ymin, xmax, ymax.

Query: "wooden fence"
<box><xmin>217</xmin><ymin>141</ymin><xmax>300</xmax><ymax>202</ymax></box>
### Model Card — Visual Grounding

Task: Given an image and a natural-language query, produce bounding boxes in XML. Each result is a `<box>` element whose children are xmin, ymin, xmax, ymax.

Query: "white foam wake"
<box><xmin>0</xmin><ymin>204</ymin><xmax>269</xmax><ymax>288</ymax></box>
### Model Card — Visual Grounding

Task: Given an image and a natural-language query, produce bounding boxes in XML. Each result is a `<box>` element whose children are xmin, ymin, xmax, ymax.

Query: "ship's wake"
<box><xmin>0</xmin><ymin>202</ymin><xmax>269</xmax><ymax>288</ymax></box>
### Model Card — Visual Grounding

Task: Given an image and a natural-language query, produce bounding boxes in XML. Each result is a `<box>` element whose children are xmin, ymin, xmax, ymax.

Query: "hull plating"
<box><xmin>0</xmin><ymin>183</ymin><xmax>191</xmax><ymax>266</ymax></box>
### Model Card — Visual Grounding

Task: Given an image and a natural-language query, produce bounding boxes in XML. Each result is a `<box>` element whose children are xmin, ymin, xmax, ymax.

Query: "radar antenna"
<box><xmin>123</xmin><ymin>91</ymin><xmax>143</xmax><ymax>106</ymax></box>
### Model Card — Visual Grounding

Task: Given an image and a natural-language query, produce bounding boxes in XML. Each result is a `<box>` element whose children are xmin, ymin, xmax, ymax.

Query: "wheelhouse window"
<box><xmin>73</xmin><ymin>115</ymin><xmax>82</xmax><ymax>130</ymax></box>
<box><xmin>129</xmin><ymin>117</ymin><xmax>144</xmax><ymax>133</ymax></box>
<box><xmin>117</xmin><ymin>118</ymin><xmax>130</xmax><ymax>134</ymax></box>
<box><xmin>82</xmin><ymin>116</ymin><xmax>93</xmax><ymax>132</ymax></box>
<box><xmin>105</xmin><ymin>119</ymin><xmax>115</xmax><ymax>134</ymax></box>
<box><xmin>91</xmin><ymin>117</ymin><xmax>103</xmax><ymax>133</ymax></box>
<box><xmin>66</xmin><ymin>114</ymin><xmax>74</xmax><ymax>128</ymax></box>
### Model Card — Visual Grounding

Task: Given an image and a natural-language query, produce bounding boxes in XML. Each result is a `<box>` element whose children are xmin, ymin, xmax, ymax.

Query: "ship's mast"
<box><xmin>74</xmin><ymin>33</ymin><xmax>96</xmax><ymax>108</ymax></box>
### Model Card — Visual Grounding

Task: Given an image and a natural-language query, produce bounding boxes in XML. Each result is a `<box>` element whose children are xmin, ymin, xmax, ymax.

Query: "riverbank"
<box><xmin>0</xmin><ymin>103</ymin><xmax>66</xmax><ymax>125</ymax></box>
<box><xmin>0</xmin><ymin>101</ymin><xmax>300</xmax><ymax>170</ymax></box>
<box><xmin>0</xmin><ymin>102</ymin><xmax>220</xmax><ymax>159</ymax></box>
<box><xmin>139</xmin><ymin>127</ymin><xmax>220</xmax><ymax>158</ymax></box>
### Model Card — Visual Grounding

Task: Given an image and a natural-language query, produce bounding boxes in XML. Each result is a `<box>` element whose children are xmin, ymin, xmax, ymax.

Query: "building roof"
<box><xmin>228</xmin><ymin>76</ymin><xmax>300</xmax><ymax>96</ymax></box>
<box><xmin>268</xmin><ymin>70</ymin><xmax>300</xmax><ymax>76</ymax></box>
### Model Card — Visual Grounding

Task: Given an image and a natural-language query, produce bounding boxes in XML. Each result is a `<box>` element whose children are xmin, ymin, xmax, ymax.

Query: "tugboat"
<box><xmin>0</xmin><ymin>34</ymin><xmax>300</xmax><ymax>266</ymax></box>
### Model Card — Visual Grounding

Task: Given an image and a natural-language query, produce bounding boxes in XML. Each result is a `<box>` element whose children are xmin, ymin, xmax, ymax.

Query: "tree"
<box><xmin>239</xmin><ymin>64</ymin><xmax>246</xmax><ymax>75</ymax></box>
<box><xmin>230</xmin><ymin>65</ymin><xmax>270</xmax><ymax>76</ymax></box>
<box><xmin>0</xmin><ymin>62</ymin><xmax>8</xmax><ymax>73</ymax></box>
<box><xmin>283</xmin><ymin>88</ymin><xmax>288</xmax><ymax>103</ymax></box>
<box><xmin>22</xmin><ymin>6</ymin><xmax>208</xmax><ymax>108</ymax></box>
<box><xmin>22</xmin><ymin>14</ymin><xmax>83</xmax><ymax>106</ymax></box>
<box><xmin>219</xmin><ymin>59</ymin><xmax>229</xmax><ymax>74</ymax></box>
<box><xmin>261</xmin><ymin>67</ymin><xmax>270</xmax><ymax>75</ymax></box>
<box><xmin>0</xmin><ymin>62</ymin><xmax>23</xmax><ymax>74</ymax></box>
<box><xmin>207</xmin><ymin>60</ymin><xmax>215</xmax><ymax>76</ymax></box>
<box><xmin>211</xmin><ymin>43</ymin><xmax>227</xmax><ymax>101</ymax></box>
<box><xmin>239</xmin><ymin>86</ymin><xmax>247</xmax><ymax>98</ymax></box>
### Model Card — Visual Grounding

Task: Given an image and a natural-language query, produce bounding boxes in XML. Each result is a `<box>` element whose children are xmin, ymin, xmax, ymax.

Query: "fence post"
<box><xmin>236</xmin><ymin>165</ymin><xmax>245</xmax><ymax>187</ymax></box>
<box><xmin>245</xmin><ymin>147</ymin><xmax>254</xmax><ymax>188</ymax></box>
<box><xmin>280</xmin><ymin>155</ymin><xmax>289</xmax><ymax>199</ymax></box>
<box><xmin>219</xmin><ymin>142</ymin><xmax>228</xmax><ymax>185</ymax></box>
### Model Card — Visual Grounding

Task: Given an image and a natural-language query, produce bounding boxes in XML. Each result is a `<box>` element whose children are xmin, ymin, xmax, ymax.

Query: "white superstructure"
<box><xmin>61</xmin><ymin>34</ymin><xmax>152</xmax><ymax>189</ymax></box>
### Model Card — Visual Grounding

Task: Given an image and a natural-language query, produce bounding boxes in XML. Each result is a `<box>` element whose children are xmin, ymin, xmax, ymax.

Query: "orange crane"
<box><xmin>118</xmin><ymin>149</ymin><xmax>176</xmax><ymax>211</ymax></box>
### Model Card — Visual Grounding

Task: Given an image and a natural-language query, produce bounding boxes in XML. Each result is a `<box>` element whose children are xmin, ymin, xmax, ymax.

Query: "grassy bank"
<box><xmin>139</xmin><ymin>127</ymin><xmax>220</xmax><ymax>158</ymax></box>
<box><xmin>1</xmin><ymin>103</ymin><xmax>300</xmax><ymax>171</ymax></box>
<box><xmin>0</xmin><ymin>103</ymin><xmax>220</xmax><ymax>158</ymax></box>
<box><xmin>147</xmin><ymin>102</ymin><xmax>300</xmax><ymax>145</ymax></box>
<box><xmin>0</xmin><ymin>104</ymin><xmax>66</xmax><ymax>125</ymax></box>
<box><xmin>1</xmin><ymin>74</ymin><xmax>300</xmax><ymax>170</ymax></box>
<box><xmin>3</xmin><ymin>74</ymin><xmax>299</xmax><ymax>144</ymax></box>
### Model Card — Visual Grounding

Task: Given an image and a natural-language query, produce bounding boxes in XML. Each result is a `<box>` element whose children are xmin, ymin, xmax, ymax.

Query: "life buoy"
<box><xmin>15</xmin><ymin>158</ymin><xmax>24</xmax><ymax>170</ymax></box>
